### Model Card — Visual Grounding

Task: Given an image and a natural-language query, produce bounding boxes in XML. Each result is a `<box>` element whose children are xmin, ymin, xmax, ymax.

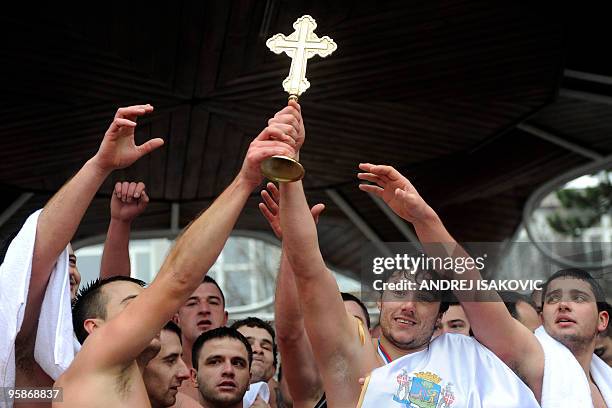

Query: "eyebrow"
<box><xmin>120</xmin><ymin>294</ymin><xmax>138</xmax><ymax>304</ymax></box>
<box><xmin>447</xmin><ymin>319</ymin><xmax>466</xmax><ymax>324</ymax></box>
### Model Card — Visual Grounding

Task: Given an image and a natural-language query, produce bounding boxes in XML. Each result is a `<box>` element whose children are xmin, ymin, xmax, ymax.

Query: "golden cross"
<box><xmin>267</xmin><ymin>15</ymin><xmax>337</xmax><ymax>100</ymax></box>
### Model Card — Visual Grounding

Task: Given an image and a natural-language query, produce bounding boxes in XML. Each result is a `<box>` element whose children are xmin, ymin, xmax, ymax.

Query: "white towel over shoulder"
<box><xmin>535</xmin><ymin>326</ymin><xmax>612</xmax><ymax>408</ymax></box>
<box><xmin>0</xmin><ymin>210</ymin><xmax>79</xmax><ymax>394</ymax></box>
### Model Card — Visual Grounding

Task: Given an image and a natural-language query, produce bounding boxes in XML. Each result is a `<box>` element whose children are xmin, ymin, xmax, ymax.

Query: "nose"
<box><xmin>198</xmin><ymin>302</ymin><xmax>211</xmax><ymax>315</ymax></box>
<box><xmin>251</xmin><ymin>342</ymin><xmax>263</xmax><ymax>355</ymax></box>
<box><xmin>558</xmin><ymin>299</ymin><xmax>572</xmax><ymax>311</ymax></box>
<box><xmin>399</xmin><ymin>300</ymin><xmax>417</xmax><ymax>314</ymax></box>
<box><xmin>176</xmin><ymin>359</ymin><xmax>190</xmax><ymax>381</ymax></box>
<box><xmin>221</xmin><ymin>361</ymin><xmax>235</xmax><ymax>377</ymax></box>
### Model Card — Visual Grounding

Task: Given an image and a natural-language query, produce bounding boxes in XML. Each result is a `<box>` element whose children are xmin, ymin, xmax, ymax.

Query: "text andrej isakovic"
<box><xmin>370</xmin><ymin>253</ymin><xmax>543</xmax><ymax>292</ymax></box>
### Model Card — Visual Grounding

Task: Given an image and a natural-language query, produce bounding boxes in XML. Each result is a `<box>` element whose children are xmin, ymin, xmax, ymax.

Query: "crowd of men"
<box><xmin>0</xmin><ymin>102</ymin><xmax>610</xmax><ymax>408</ymax></box>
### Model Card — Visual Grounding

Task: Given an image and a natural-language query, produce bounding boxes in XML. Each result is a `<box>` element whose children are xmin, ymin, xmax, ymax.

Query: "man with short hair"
<box><xmin>357</xmin><ymin>163</ymin><xmax>612</xmax><ymax>407</ymax></box>
<box><xmin>54</xmin><ymin>102</ymin><xmax>301</xmax><ymax>407</ymax></box>
<box><xmin>435</xmin><ymin>303</ymin><xmax>471</xmax><ymax>336</ymax></box>
<box><xmin>499</xmin><ymin>291</ymin><xmax>541</xmax><ymax>332</ymax></box>
<box><xmin>175</xmin><ymin>275</ymin><xmax>229</xmax><ymax>400</ymax></box>
<box><xmin>273</xmin><ymin>106</ymin><xmax>540</xmax><ymax>406</ymax></box>
<box><xmin>189</xmin><ymin>327</ymin><xmax>255</xmax><ymax>408</ymax></box>
<box><xmin>143</xmin><ymin>322</ymin><xmax>192</xmax><ymax>408</ymax></box>
<box><xmin>231</xmin><ymin>317</ymin><xmax>277</xmax><ymax>384</ymax></box>
<box><xmin>1</xmin><ymin>105</ymin><xmax>163</xmax><ymax>406</ymax></box>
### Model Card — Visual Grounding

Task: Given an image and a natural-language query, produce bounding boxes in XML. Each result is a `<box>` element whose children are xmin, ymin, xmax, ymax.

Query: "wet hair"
<box><xmin>380</xmin><ymin>268</ymin><xmax>450</xmax><ymax>316</ymax></box>
<box><xmin>541</xmin><ymin>269</ymin><xmax>607</xmax><ymax>313</ymax></box>
<box><xmin>163</xmin><ymin>321</ymin><xmax>182</xmax><ymax>344</ymax></box>
<box><xmin>72</xmin><ymin>276</ymin><xmax>146</xmax><ymax>344</ymax></box>
<box><xmin>203</xmin><ymin>275</ymin><xmax>225</xmax><ymax>307</ymax></box>
<box><xmin>192</xmin><ymin>327</ymin><xmax>252</xmax><ymax>371</ymax></box>
<box><xmin>341</xmin><ymin>292</ymin><xmax>371</xmax><ymax>329</ymax></box>
<box><xmin>498</xmin><ymin>291</ymin><xmax>538</xmax><ymax>319</ymax></box>
<box><xmin>231</xmin><ymin>317</ymin><xmax>277</xmax><ymax>367</ymax></box>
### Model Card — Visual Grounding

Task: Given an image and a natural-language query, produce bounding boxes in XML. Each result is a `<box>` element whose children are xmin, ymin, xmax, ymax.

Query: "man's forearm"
<box><xmin>279</xmin><ymin>181</ymin><xmax>323</xmax><ymax>277</ymax></box>
<box><xmin>100</xmin><ymin>219</ymin><xmax>132</xmax><ymax>279</ymax></box>
<box><xmin>159</xmin><ymin>174</ymin><xmax>254</xmax><ymax>295</ymax></box>
<box><xmin>274</xmin><ymin>252</ymin><xmax>323</xmax><ymax>402</ymax></box>
<box><xmin>35</xmin><ymin>158</ymin><xmax>110</xmax><ymax>266</ymax></box>
<box><xmin>275</xmin><ymin>252</ymin><xmax>306</xmax><ymax>339</ymax></box>
<box><xmin>21</xmin><ymin>158</ymin><xmax>110</xmax><ymax>339</ymax></box>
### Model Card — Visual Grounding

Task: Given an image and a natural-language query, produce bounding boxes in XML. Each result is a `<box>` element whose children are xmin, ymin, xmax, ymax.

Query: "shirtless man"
<box><xmin>357</xmin><ymin>162</ymin><xmax>611</xmax><ymax>407</ymax></box>
<box><xmin>175</xmin><ymin>276</ymin><xmax>228</xmax><ymax>401</ymax></box>
<box><xmin>189</xmin><ymin>327</ymin><xmax>261</xmax><ymax>408</ymax></box>
<box><xmin>54</xmin><ymin>103</ymin><xmax>300</xmax><ymax>407</ymax></box>
<box><xmin>143</xmin><ymin>322</ymin><xmax>191</xmax><ymax>408</ymax></box>
<box><xmin>4</xmin><ymin>105</ymin><xmax>162</xmax><ymax>408</ymax></box>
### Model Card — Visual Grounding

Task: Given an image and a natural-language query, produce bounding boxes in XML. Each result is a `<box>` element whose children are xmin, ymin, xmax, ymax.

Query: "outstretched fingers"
<box><xmin>136</xmin><ymin>138</ymin><xmax>165</xmax><ymax>156</ymax></box>
<box><xmin>358</xmin><ymin>183</ymin><xmax>384</xmax><ymax>197</ymax></box>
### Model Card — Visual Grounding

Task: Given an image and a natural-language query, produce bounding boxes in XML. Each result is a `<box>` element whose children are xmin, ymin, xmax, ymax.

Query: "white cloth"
<box><xmin>0</xmin><ymin>210</ymin><xmax>79</xmax><ymax>394</ymax></box>
<box><xmin>535</xmin><ymin>326</ymin><xmax>612</xmax><ymax>408</ymax></box>
<box><xmin>243</xmin><ymin>381</ymin><xmax>270</xmax><ymax>407</ymax></box>
<box><xmin>359</xmin><ymin>333</ymin><xmax>540</xmax><ymax>408</ymax></box>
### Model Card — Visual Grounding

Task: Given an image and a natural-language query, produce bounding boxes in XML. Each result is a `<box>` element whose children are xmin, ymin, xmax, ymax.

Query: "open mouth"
<box><xmin>197</xmin><ymin>320</ymin><xmax>212</xmax><ymax>328</ymax></box>
<box><xmin>555</xmin><ymin>315</ymin><xmax>577</xmax><ymax>327</ymax></box>
<box><xmin>394</xmin><ymin>317</ymin><xmax>417</xmax><ymax>326</ymax></box>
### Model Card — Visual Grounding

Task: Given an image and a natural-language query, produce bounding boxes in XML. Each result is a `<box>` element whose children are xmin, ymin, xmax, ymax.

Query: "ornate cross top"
<box><xmin>266</xmin><ymin>15</ymin><xmax>337</xmax><ymax>100</ymax></box>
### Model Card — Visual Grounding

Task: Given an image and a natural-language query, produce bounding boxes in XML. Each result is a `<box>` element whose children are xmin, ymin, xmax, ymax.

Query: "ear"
<box><xmin>190</xmin><ymin>368</ymin><xmax>198</xmax><ymax>388</ymax></box>
<box><xmin>83</xmin><ymin>318</ymin><xmax>103</xmax><ymax>335</ymax></box>
<box><xmin>222</xmin><ymin>311</ymin><xmax>229</xmax><ymax>326</ymax></box>
<box><xmin>597</xmin><ymin>310</ymin><xmax>609</xmax><ymax>333</ymax></box>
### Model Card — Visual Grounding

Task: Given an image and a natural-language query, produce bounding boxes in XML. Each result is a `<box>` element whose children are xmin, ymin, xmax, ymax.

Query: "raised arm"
<box><xmin>100</xmin><ymin>181</ymin><xmax>149</xmax><ymax>279</ymax></box>
<box><xmin>259</xmin><ymin>182</ymin><xmax>325</xmax><ymax>406</ymax></box>
<box><xmin>280</xmin><ymin>179</ymin><xmax>375</xmax><ymax>404</ymax></box>
<box><xmin>85</xmin><ymin>105</ymin><xmax>299</xmax><ymax>369</ymax></box>
<box><xmin>358</xmin><ymin>163</ymin><xmax>544</xmax><ymax>399</ymax></box>
<box><xmin>19</xmin><ymin>105</ymin><xmax>163</xmax><ymax>341</ymax></box>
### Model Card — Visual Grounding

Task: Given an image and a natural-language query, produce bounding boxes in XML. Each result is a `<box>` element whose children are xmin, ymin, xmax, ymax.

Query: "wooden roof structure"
<box><xmin>0</xmin><ymin>1</ymin><xmax>610</xmax><ymax>277</ymax></box>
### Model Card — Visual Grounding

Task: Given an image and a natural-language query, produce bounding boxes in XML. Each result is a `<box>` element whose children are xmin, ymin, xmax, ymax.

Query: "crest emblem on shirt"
<box><xmin>393</xmin><ymin>371</ymin><xmax>455</xmax><ymax>408</ymax></box>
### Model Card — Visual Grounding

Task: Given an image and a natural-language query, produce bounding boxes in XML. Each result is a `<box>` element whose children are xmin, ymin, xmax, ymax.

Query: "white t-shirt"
<box><xmin>358</xmin><ymin>333</ymin><xmax>540</xmax><ymax>408</ymax></box>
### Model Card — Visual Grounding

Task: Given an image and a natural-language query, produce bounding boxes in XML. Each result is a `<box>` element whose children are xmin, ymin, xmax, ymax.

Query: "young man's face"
<box><xmin>176</xmin><ymin>283</ymin><xmax>228</xmax><ymax>344</ymax></box>
<box><xmin>236</xmin><ymin>325</ymin><xmax>274</xmax><ymax>383</ymax></box>
<box><xmin>377</xmin><ymin>274</ymin><xmax>441</xmax><ymax>350</ymax></box>
<box><xmin>192</xmin><ymin>338</ymin><xmax>251</xmax><ymax>407</ymax></box>
<box><xmin>68</xmin><ymin>244</ymin><xmax>81</xmax><ymax>301</ymax></box>
<box><xmin>542</xmin><ymin>278</ymin><xmax>609</xmax><ymax>350</ymax></box>
<box><xmin>435</xmin><ymin>305</ymin><xmax>470</xmax><ymax>336</ymax></box>
<box><xmin>144</xmin><ymin>329</ymin><xmax>190</xmax><ymax>408</ymax></box>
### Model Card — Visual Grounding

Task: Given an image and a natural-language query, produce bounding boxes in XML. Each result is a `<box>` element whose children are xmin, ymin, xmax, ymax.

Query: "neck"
<box><xmin>182</xmin><ymin>336</ymin><xmax>194</xmax><ymax>370</ymax></box>
<box><xmin>200</xmin><ymin>398</ymin><xmax>242</xmax><ymax>408</ymax></box>
<box><xmin>568</xmin><ymin>341</ymin><xmax>595</xmax><ymax>380</ymax></box>
<box><xmin>379</xmin><ymin>334</ymin><xmax>429</xmax><ymax>361</ymax></box>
